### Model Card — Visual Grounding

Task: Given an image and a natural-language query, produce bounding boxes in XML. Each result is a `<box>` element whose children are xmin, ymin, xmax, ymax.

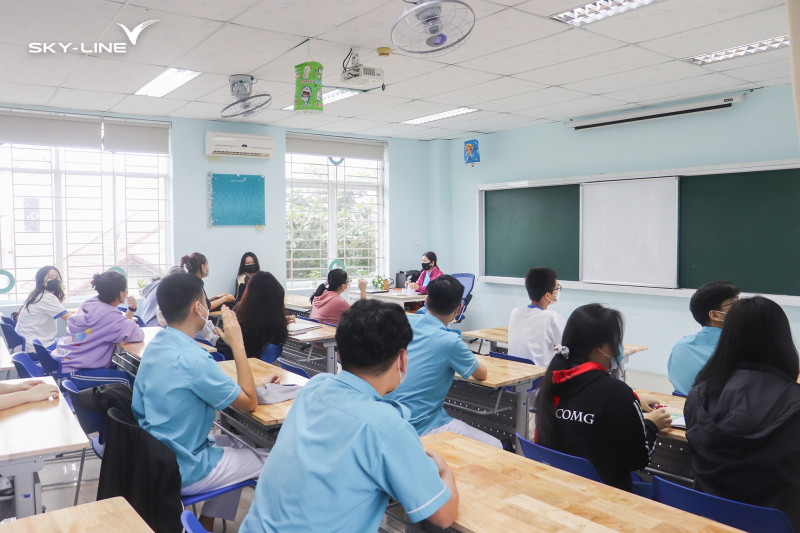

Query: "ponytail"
<box><xmin>309</xmin><ymin>282</ymin><xmax>327</xmax><ymax>304</ymax></box>
<box><xmin>309</xmin><ymin>270</ymin><xmax>348</xmax><ymax>303</ymax></box>
<box><xmin>179</xmin><ymin>252</ymin><xmax>207</xmax><ymax>275</ymax></box>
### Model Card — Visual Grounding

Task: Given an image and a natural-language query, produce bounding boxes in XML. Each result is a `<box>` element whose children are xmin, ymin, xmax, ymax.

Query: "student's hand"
<box><xmin>285</xmin><ymin>314</ymin><xmax>296</xmax><ymax>324</ymax></box>
<box><xmin>358</xmin><ymin>279</ymin><xmax>368</xmax><ymax>292</ymax></box>
<box><xmin>640</xmin><ymin>397</ymin><xmax>660</xmax><ymax>413</ymax></box>
<box><xmin>126</xmin><ymin>295</ymin><xmax>137</xmax><ymax>309</ymax></box>
<box><xmin>214</xmin><ymin>306</ymin><xmax>245</xmax><ymax>354</ymax></box>
<box><xmin>408</xmin><ymin>282</ymin><xmax>419</xmax><ymax>290</ymax></box>
<box><xmin>13</xmin><ymin>380</ymin><xmax>46</xmax><ymax>392</ymax></box>
<box><xmin>265</xmin><ymin>374</ymin><xmax>281</xmax><ymax>385</ymax></box>
<box><xmin>25</xmin><ymin>382</ymin><xmax>60</xmax><ymax>402</ymax></box>
<box><xmin>425</xmin><ymin>450</ymin><xmax>452</xmax><ymax>478</ymax></box>
<box><xmin>644</xmin><ymin>408</ymin><xmax>672</xmax><ymax>430</ymax></box>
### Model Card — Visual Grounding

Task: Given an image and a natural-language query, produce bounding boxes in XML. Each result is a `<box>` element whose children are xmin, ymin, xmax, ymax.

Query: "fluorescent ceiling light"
<box><xmin>551</xmin><ymin>0</ymin><xmax>661</xmax><ymax>27</ymax></box>
<box><xmin>403</xmin><ymin>107</ymin><xmax>478</xmax><ymax>125</ymax></box>
<box><xmin>281</xmin><ymin>89</ymin><xmax>361</xmax><ymax>110</ymax></box>
<box><xmin>684</xmin><ymin>35</ymin><xmax>790</xmax><ymax>65</ymax></box>
<box><xmin>135</xmin><ymin>68</ymin><xmax>201</xmax><ymax>97</ymax></box>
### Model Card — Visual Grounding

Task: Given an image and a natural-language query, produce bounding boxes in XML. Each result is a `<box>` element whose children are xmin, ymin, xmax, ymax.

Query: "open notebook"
<box><xmin>288</xmin><ymin>321</ymin><xmax>323</xmax><ymax>334</ymax></box>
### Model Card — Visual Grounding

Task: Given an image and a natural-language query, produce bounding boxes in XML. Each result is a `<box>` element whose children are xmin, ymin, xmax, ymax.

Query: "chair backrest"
<box><xmin>489</xmin><ymin>350</ymin><xmax>534</xmax><ymax>365</ymax></box>
<box><xmin>516</xmin><ymin>433</ymin><xmax>604</xmax><ymax>483</ymax></box>
<box><xmin>259</xmin><ymin>344</ymin><xmax>283</xmax><ymax>364</ymax></box>
<box><xmin>62</xmin><ymin>379</ymin><xmax>107</xmax><ymax>437</ymax></box>
<box><xmin>278</xmin><ymin>357</ymin><xmax>311</xmax><ymax>379</ymax></box>
<box><xmin>1</xmin><ymin>315</ymin><xmax>15</xmax><ymax>327</ymax></box>
<box><xmin>181</xmin><ymin>510</ymin><xmax>210</xmax><ymax>533</ymax></box>
<box><xmin>671</xmin><ymin>390</ymin><xmax>687</xmax><ymax>398</ymax></box>
<box><xmin>451</xmin><ymin>273</ymin><xmax>476</xmax><ymax>323</ymax></box>
<box><xmin>12</xmin><ymin>352</ymin><xmax>44</xmax><ymax>378</ymax></box>
<box><xmin>652</xmin><ymin>476</ymin><xmax>794</xmax><ymax>533</ymax></box>
<box><xmin>1</xmin><ymin>322</ymin><xmax>24</xmax><ymax>351</ymax></box>
<box><xmin>32</xmin><ymin>341</ymin><xmax>61</xmax><ymax>379</ymax></box>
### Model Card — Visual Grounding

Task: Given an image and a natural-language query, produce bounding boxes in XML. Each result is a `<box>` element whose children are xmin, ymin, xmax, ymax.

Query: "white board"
<box><xmin>580</xmin><ymin>177</ymin><xmax>678</xmax><ymax>288</ymax></box>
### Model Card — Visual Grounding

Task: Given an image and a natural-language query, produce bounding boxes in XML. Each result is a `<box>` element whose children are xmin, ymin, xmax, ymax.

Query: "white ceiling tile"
<box><xmin>61</xmin><ymin>56</ymin><xmax>165</xmax><ymax>94</ymax></box>
<box><xmin>380</xmin><ymin>65</ymin><xmax>497</xmax><ymax>99</ymax></box>
<box><xmin>109</xmin><ymin>95</ymin><xmax>186</xmax><ymax>115</ymax></box>
<box><xmin>393</xmin><ymin>127</ymin><xmax>466</xmax><ymax>140</ymax></box>
<box><xmin>608</xmin><ymin>83</ymin><xmax>756</xmax><ymax>109</ymax></box>
<box><xmin>125</xmin><ymin>0</ymin><xmax>261</xmax><ymax>22</ymax></box>
<box><xmin>318</xmin><ymin>3</ymin><xmax>411</xmax><ymax>50</ymax></box>
<box><xmin>603</xmin><ymin>73</ymin><xmax>751</xmax><ymax>103</ymax></box>
<box><xmin>422</xmin><ymin>110</ymin><xmax>499</xmax><ymax>128</ymax></box>
<box><xmin>562</xmin><ymin>60</ymin><xmax>704</xmax><ymax>94</ymax></box>
<box><xmin>423</xmin><ymin>76</ymin><xmax>545</xmax><ymax>105</ymax></box>
<box><xmin>234</xmin><ymin>0</ymin><xmax>390</xmax><ymax>37</ymax></box>
<box><xmin>480</xmin><ymin>86</ymin><xmax>589</xmax><ymax>112</ymax></box>
<box><xmin>515</xmin><ymin>0</ymin><xmax>591</xmax><ymax>17</ymax></box>
<box><xmin>199</xmin><ymin>80</ymin><xmax>294</xmax><ymax>106</ymax></box>
<box><xmin>756</xmin><ymin>77</ymin><xmax>791</xmax><ymax>88</ymax></box>
<box><xmin>318</xmin><ymin>92</ymin><xmax>410</xmax><ymax>118</ymax></box>
<box><xmin>450</xmin><ymin>112</ymin><xmax>540</xmax><ymax>131</ymax></box>
<box><xmin>517</xmin><ymin>95</ymin><xmax>632</xmax><ymax>120</ymax></box>
<box><xmin>458</xmin><ymin>28</ymin><xmax>625</xmax><ymax>75</ymax></box>
<box><xmin>0</xmin><ymin>82</ymin><xmax>57</xmax><ymax>106</ymax></box>
<box><xmin>235</xmin><ymin>108</ymin><xmax>296</xmax><ymax>124</ymax></box>
<box><xmin>639</xmin><ymin>5</ymin><xmax>788</xmax><ymax>60</ymax></box>
<box><xmin>356</xmin><ymin>52</ymin><xmax>443</xmax><ymax>85</ymax></box>
<box><xmin>163</xmin><ymin>73</ymin><xmax>230</xmax><ymax>101</ymax></box>
<box><xmin>317</xmin><ymin>117</ymin><xmax>389</xmax><ymax>134</ymax></box>
<box><xmin>356</xmin><ymin>123</ymin><xmax>426</xmax><ymax>137</ymax></box>
<box><xmin>0</xmin><ymin>42</ymin><xmax>81</xmax><ymax>86</ymax></box>
<box><xmin>48</xmin><ymin>87</ymin><xmax>126</xmax><ymax>111</ymax></box>
<box><xmin>167</xmin><ymin>101</ymin><xmax>228</xmax><ymax>119</ymax></box>
<box><xmin>703</xmin><ymin>46</ymin><xmax>790</xmax><ymax>72</ymax></box>
<box><xmin>0</xmin><ymin>0</ymin><xmax>121</xmax><ymax>46</ymax></box>
<box><xmin>95</xmin><ymin>5</ymin><xmax>222</xmax><ymax>67</ymax></box>
<box><xmin>721</xmin><ymin>58</ymin><xmax>791</xmax><ymax>84</ymax></box>
<box><xmin>514</xmin><ymin>45</ymin><xmax>669</xmax><ymax>86</ymax></box>
<box><xmin>357</xmin><ymin>100</ymin><xmax>455</xmax><ymax>122</ymax></box>
<box><xmin>250</xmin><ymin>39</ymin><xmax>356</xmax><ymax>85</ymax></box>
<box><xmin>584</xmin><ymin>0</ymin><xmax>785</xmax><ymax>44</ymax></box>
<box><xmin>172</xmin><ymin>24</ymin><xmax>306</xmax><ymax>75</ymax></box>
<box><xmin>269</xmin><ymin>112</ymin><xmax>347</xmax><ymax>129</ymax></box>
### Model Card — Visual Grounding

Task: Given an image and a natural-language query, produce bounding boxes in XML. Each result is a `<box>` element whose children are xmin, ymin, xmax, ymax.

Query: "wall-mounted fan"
<box><xmin>220</xmin><ymin>74</ymin><xmax>271</xmax><ymax>119</ymax></box>
<box><xmin>390</xmin><ymin>0</ymin><xmax>475</xmax><ymax>55</ymax></box>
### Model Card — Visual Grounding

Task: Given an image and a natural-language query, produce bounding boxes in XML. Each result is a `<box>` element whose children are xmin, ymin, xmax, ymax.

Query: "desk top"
<box><xmin>634</xmin><ymin>389</ymin><xmax>687</xmax><ymax>442</ymax></box>
<box><xmin>284</xmin><ymin>293</ymin><xmax>313</xmax><ymax>310</ymax></box>
<box><xmin>421</xmin><ymin>432</ymin><xmax>738</xmax><ymax>533</ymax></box>
<box><xmin>366</xmin><ymin>289</ymin><xmax>427</xmax><ymax>303</ymax></box>
<box><xmin>0</xmin><ymin>377</ymin><xmax>89</xmax><ymax>463</ymax></box>
<box><xmin>0</xmin><ymin>497</ymin><xmax>154</xmax><ymax>533</ymax></box>
<box><xmin>0</xmin><ymin>336</ymin><xmax>12</xmax><ymax>372</ymax></box>
<box><xmin>288</xmin><ymin>323</ymin><xmax>337</xmax><ymax>343</ymax></box>
<box><xmin>119</xmin><ymin>327</ymin><xmax>215</xmax><ymax>359</ymax></box>
<box><xmin>461</xmin><ymin>326</ymin><xmax>647</xmax><ymax>356</ymax></box>
<box><xmin>218</xmin><ymin>359</ymin><xmax>307</xmax><ymax>427</ymax></box>
<box><xmin>461</xmin><ymin>354</ymin><xmax>545</xmax><ymax>388</ymax></box>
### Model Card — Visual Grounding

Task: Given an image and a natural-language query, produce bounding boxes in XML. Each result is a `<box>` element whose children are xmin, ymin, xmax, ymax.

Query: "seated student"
<box><xmin>309</xmin><ymin>269</ymin><xmax>367</xmax><ymax>326</ymax></box>
<box><xmin>133</xmin><ymin>273</ymin><xmax>272</xmax><ymax>531</ymax></box>
<box><xmin>508</xmin><ymin>267</ymin><xmax>566</xmax><ymax>366</ymax></box>
<box><xmin>180</xmin><ymin>252</ymin><xmax>235</xmax><ymax>311</ymax></box>
<box><xmin>535</xmin><ymin>303</ymin><xmax>671</xmax><ymax>493</ymax></box>
<box><xmin>0</xmin><ymin>379</ymin><xmax>60</xmax><ymax>411</ymax></box>
<box><xmin>15</xmin><ymin>266</ymin><xmax>72</xmax><ymax>351</ymax></box>
<box><xmin>216</xmin><ymin>271</ymin><xmax>289</xmax><ymax>359</ymax></box>
<box><xmin>240</xmin><ymin>299</ymin><xmax>458</xmax><ymax>532</ymax></box>
<box><xmin>407</xmin><ymin>251</ymin><xmax>443</xmax><ymax>295</ymax></box>
<box><xmin>686</xmin><ymin>296</ymin><xmax>800</xmax><ymax>531</ymax></box>
<box><xmin>54</xmin><ymin>271</ymin><xmax>143</xmax><ymax>390</ymax></box>
<box><xmin>386</xmin><ymin>275</ymin><xmax>502</xmax><ymax>448</ymax></box>
<box><xmin>668</xmin><ymin>280</ymin><xmax>740</xmax><ymax>395</ymax></box>
<box><xmin>233</xmin><ymin>252</ymin><xmax>260</xmax><ymax>301</ymax></box>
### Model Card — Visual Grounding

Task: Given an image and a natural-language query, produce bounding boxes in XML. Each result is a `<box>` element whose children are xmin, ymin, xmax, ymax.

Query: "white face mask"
<box><xmin>198</xmin><ymin>303</ymin><xmax>209</xmax><ymax>323</ymax></box>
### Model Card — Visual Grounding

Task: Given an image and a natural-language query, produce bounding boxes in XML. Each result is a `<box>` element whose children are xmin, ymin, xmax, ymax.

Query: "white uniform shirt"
<box><xmin>15</xmin><ymin>291</ymin><xmax>68</xmax><ymax>349</ymax></box>
<box><xmin>508</xmin><ymin>305</ymin><xmax>566</xmax><ymax>367</ymax></box>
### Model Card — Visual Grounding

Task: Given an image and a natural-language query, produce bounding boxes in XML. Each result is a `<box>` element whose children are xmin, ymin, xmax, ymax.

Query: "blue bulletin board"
<box><xmin>208</xmin><ymin>173</ymin><xmax>265</xmax><ymax>226</ymax></box>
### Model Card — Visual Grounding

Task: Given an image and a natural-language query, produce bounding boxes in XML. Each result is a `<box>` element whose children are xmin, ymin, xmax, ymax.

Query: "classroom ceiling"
<box><xmin>0</xmin><ymin>0</ymin><xmax>791</xmax><ymax>140</ymax></box>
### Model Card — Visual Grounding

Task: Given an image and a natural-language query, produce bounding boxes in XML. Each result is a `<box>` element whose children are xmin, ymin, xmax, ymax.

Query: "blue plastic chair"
<box><xmin>62</xmin><ymin>379</ymin><xmax>105</xmax><ymax>505</ymax></box>
<box><xmin>490</xmin><ymin>351</ymin><xmax>542</xmax><ymax>393</ymax></box>
<box><xmin>32</xmin><ymin>341</ymin><xmax>63</xmax><ymax>381</ymax></box>
<box><xmin>1</xmin><ymin>315</ymin><xmax>15</xmax><ymax>327</ymax></box>
<box><xmin>11</xmin><ymin>353</ymin><xmax>44</xmax><ymax>378</ymax></box>
<box><xmin>116</xmin><ymin>306</ymin><xmax>145</xmax><ymax>327</ymax></box>
<box><xmin>194</xmin><ymin>336</ymin><xmax>225</xmax><ymax>362</ymax></box>
<box><xmin>278</xmin><ymin>357</ymin><xmax>311</xmax><ymax>379</ymax></box>
<box><xmin>181</xmin><ymin>510</ymin><xmax>209</xmax><ymax>533</ymax></box>
<box><xmin>259</xmin><ymin>344</ymin><xmax>283</xmax><ymax>364</ymax></box>
<box><xmin>672</xmin><ymin>390</ymin><xmax>687</xmax><ymax>398</ymax></box>
<box><xmin>516</xmin><ymin>433</ymin><xmax>605</xmax><ymax>482</ymax></box>
<box><xmin>451</xmin><ymin>273</ymin><xmax>475</xmax><ymax>323</ymax></box>
<box><xmin>1</xmin><ymin>322</ymin><xmax>25</xmax><ymax>352</ymax></box>
<box><xmin>652</xmin><ymin>476</ymin><xmax>793</xmax><ymax>533</ymax></box>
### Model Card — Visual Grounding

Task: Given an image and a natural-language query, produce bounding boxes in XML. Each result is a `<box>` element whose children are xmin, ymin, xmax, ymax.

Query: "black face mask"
<box><xmin>421</xmin><ymin>262</ymin><xmax>432</xmax><ymax>271</ymax></box>
<box><xmin>243</xmin><ymin>264</ymin><xmax>258</xmax><ymax>274</ymax></box>
<box><xmin>46</xmin><ymin>279</ymin><xmax>61</xmax><ymax>292</ymax></box>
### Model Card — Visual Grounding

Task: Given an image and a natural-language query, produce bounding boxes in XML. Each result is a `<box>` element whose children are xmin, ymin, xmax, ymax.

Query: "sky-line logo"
<box><xmin>28</xmin><ymin>19</ymin><xmax>160</xmax><ymax>54</ymax></box>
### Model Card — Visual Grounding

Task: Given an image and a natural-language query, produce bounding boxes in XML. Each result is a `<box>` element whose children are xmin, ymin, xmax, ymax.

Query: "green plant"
<box><xmin>371</xmin><ymin>274</ymin><xmax>384</xmax><ymax>289</ymax></box>
<box><xmin>136</xmin><ymin>278</ymin><xmax>147</xmax><ymax>289</ymax></box>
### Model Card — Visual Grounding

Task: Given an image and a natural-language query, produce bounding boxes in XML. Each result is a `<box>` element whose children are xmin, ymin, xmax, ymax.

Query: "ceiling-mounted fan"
<box><xmin>390</xmin><ymin>0</ymin><xmax>476</xmax><ymax>55</ymax></box>
<box><xmin>220</xmin><ymin>74</ymin><xmax>271</xmax><ymax>119</ymax></box>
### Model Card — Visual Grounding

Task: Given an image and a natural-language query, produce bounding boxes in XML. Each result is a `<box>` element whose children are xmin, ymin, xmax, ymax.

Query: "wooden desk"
<box><xmin>411</xmin><ymin>432</ymin><xmax>738</xmax><ymax>533</ymax></box>
<box><xmin>116</xmin><ymin>327</ymin><xmax>215</xmax><ymax>375</ymax></box>
<box><xmin>0</xmin><ymin>377</ymin><xmax>89</xmax><ymax>517</ymax></box>
<box><xmin>285</xmin><ymin>293</ymin><xmax>313</xmax><ymax>313</ymax></box>
<box><xmin>633</xmin><ymin>389</ymin><xmax>692</xmax><ymax>485</ymax></box>
<box><xmin>366</xmin><ymin>289</ymin><xmax>426</xmax><ymax>306</ymax></box>
<box><xmin>462</xmin><ymin>326</ymin><xmax>647</xmax><ymax>357</ymax></box>
<box><xmin>288</xmin><ymin>323</ymin><xmax>338</xmax><ymax>374</ymax></box>
<box><xmin>1</xmin><ymin>497</ymin><xmax>154</xmax><ymax>532</ymax></box>
<box><xmin>634</xmin><ymin>389</ymin><xmax>687</xmax><ymax>442</ymax></box>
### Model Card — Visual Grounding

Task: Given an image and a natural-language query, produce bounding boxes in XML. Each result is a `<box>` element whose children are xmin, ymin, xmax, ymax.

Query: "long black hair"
<box><xmin>535</xmin><ymin>303</ymin><xmax>624</xmax><ymax>449</ymax></box>
<box><xmin>235</xmin><ymin>271</ymin><xmax>288</xmax><ymax>353</ymax></box>
<box><xmin>21</xmin><ymin>266</ymin><xmax>65</xmax><ymax>311</ymax></box>
<box><xmin>310</xmin><ymin>269</ymin><xmax>348</xmax><ymax>304</ymax></box>
<box><xmin>237</xmin><ymin>252</ymin><xmax>260</xmax><ymax>276</ymax></box>
<box><xmin>695</xmin><ymin>296</ymin><xmax>799</xmax><ymax>397</ymax></box>
<box><xmin>180</xmin><ymin>252</ymin><xmax>207</xmax><ymax>276</ymax></box>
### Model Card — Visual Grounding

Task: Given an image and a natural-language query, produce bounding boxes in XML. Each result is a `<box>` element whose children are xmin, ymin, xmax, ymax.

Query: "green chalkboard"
<box><xmin>484</xmin><ymin>185</ymin><xmax>580</xmax><ymax>279</ymax></box>
<box><xmin>680</xmin><ymin>169</ymin><xmax>800</xmax><ymax>296</ymax></box>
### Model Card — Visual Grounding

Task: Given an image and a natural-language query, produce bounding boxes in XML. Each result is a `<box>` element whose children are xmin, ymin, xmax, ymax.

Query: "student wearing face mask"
<box><xmin>234</xmin><ymin>252</ymin><xmax>260</xmax><ymax>302</ymax></box>
<box><xmin>508</xmin><ymin>267</ymin><xmax>566</xmax><ymax>367</ymax></box>
<box><xmin>15</xmin><ymin>265</ymin><xmax>72</xmax><ymax>351</ymax></box>
<box><xmin>534</xmin><ymin>304</ymin><xmax>671</xmax><ymax>495</ymax></box>
<box><xmin>406</xmin><ymin>251</ymin><xmax>442</xmax><ymax>295</ymax></box>
<box><xmin>180</xmin><ymin>252</ymin><xmax>235</xmax><ymax>311</ymax></box>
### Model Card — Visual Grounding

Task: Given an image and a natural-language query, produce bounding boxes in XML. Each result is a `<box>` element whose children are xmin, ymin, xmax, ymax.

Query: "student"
<box><xmin>137</xmin><ymin>266</ymin><xmax>182</xmax><ymax>328</ymax></box>
<box><xmin>387</xmin><ymin>275</ymin><xmax>502</xmax><ymax>448</ymax></box>
<box><xmin>240</xmin><ymin>299</ymin><xmax>458</xmax><ymax>532</ymax></box>
<box><xmin>309</xmin><ymin>269</ymin><xmax>367</xmax><ymax>326</ymax></box>
<box><xmin>668</xmin><ymin>280</ymin><xmax>740</xmax><ymax>395</ymax></box>
<box><xmin>180</xmin><ymin>252</ymin><xmax>235</xmax><ymax>311</ymax></box>
<box><xmin>0</xmin><ymin>380</ymin><xmax>60</xmax><ymax>411</ymax></box>
<box><xmin>217</xmin><ymin>271</ymin><xmax>289</xmax><ymax>359</ymax></box>
<box><xmin>15</xmin><ymin>265</ymin><xmax>71</xmax><ymax>351</ymax></box>
<box><xmin>54</xmin><ymin>271</ymin><xmax>143</xmax><ymax>389</ymax></box>
<box><xmin>407</xmin><ymin>251</ymin><xmax>442</xmax><ymax>295</ymax></box>
<box><xmin>508</xmin><ymin>267</ymin><xmax>566</xmax><ymax>366</ymax></box>
<box><xmin>534</xmin><ymin>303</ymin><xmax>671</xmax><ymax>493</ymax></box>
<box><xmin>132</xmin><ymin>273</ymin><xmax>272</xmax><ymax>531</ymax></box>
<box><xmin>234</xmin><ymin>252</ymin><xmax>260</xmax><ymax>301</ymax></box>
<box><xmin>686</xmin><ymin>296</ymin><xmax>800</xmax><ymax>531</ymax></box>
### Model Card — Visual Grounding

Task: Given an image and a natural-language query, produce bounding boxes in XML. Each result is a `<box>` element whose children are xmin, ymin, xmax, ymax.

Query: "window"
<box><xmin>0</xmin><ymin>143</ymin><xmax>171</xmax><ymax>302</ymax></box>
<box><xmin>285</xmin><ymin>152</ymin><xmax>385</xmax><ymax>285</ymax></box>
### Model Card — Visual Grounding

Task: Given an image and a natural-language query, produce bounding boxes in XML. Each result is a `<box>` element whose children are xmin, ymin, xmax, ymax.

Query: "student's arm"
<box><xmin>471</xmin><ymin>361</ymin><xmax>488</xmax><ymax>381</ymax></box>
<box><xmin>0</xmin><ymin>381</ymin><xmax>59</xmax><ymax>411</ymax></box>
<box><xmin>208</xmin><ymin>294</ymin><xmax>236</xmax><ymax>311</ymax></box>
<box><xmin>610</xmin><ymin>387</ymin><xmax>666</xmax><ymax>471</ymax></box>
<box><xmin>214</xmin><ymin>306</ymin><xmax>258</xmax><ymax>412</ymax></box>
<box><xmin>358</xmin><ymin>278</ymin><xmax>368</xmax><ymax>299</ymax></box>
<box><xmin>452</xmin><ymin>338</ymin><xmax>485</xmax><ymax>381</ymax></box>
<box><xmin>124</xmin><ymin>295</ymin><xmax>138</xmax><ymax>320</ymax></box>
<box><xmin>59</xmin><ymin>311</ymin><xmax>72</xmax><ymax>321</ymax></box>
<box><xmin>424</xmin><ymin>450</ymin><xmax>459</xmax><ymax>528</ymax></box>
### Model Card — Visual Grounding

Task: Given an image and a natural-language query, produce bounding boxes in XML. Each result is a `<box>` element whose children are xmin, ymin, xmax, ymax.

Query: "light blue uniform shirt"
<box><xmin>667</xmin><ymin>326</ymin><xmax>722</xmax><ymax>395</ymax></box>
<box><xmin>132</xmin><ymin>327</ymin><xmax>241</xmax><ymax>487</ymax></box>
<box><xmin>240</xmin><ymin>371</ymin><xmax>450</xmax><ymax>533</ymax></box>
<box><xmin>385</xmin><ymin>313</ymin><xmax>479</xmax><ymax>435</ymax></box>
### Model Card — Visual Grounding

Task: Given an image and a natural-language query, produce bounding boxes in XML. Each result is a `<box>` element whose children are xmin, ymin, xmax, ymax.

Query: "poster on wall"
<box><xmin>208</xmin><ymin>173</ymin><xmax>265</xmax><ymax>226</ymax></box>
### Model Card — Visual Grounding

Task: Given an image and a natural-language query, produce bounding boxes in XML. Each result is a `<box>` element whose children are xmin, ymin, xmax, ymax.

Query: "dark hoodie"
<box><xmin>685</xmin><ymin>363</ymin><xmax>800</xmax><ymax>530</ymax></box>
<box><xmin>538</xmin><ymin>361</ymin><xmax>658</xmax><ymax>491</ymax></box>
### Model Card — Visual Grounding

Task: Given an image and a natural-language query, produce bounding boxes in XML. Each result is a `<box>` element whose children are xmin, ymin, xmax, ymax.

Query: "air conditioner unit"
<box><xmin>205</xmin><ymin>131</ymin><xmax>275</xmax><ymax>159</ymax></box>
<box><xmin>340</xmin><ymin>64</ymin><xmax>385</xmax><ymax>88</ymax></box>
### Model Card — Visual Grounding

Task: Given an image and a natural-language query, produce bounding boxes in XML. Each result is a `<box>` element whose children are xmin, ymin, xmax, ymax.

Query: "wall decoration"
<box><xmin>208</xmin><ymin>173</ymin><xmax>265</xmax><ymax>226</ymax></box>
<box><xmin>464</xmin><ymin>139</ymin><xmax>480</xmax><ymax>166</ymax></box>
<box><xmin>294</xmin><ymin>61</ymin><xmax>323</xmax><ymax>113</ymax></box>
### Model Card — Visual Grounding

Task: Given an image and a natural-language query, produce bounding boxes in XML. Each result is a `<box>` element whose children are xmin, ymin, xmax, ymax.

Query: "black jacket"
<box><xmin>537</xmin><ymin>361</ymin><xmax>658</xmax><ymax>491</ymax></box>
<box><xmin>685</xmin><ymin>363</ymin><xmax>800</xmax><ymax>531</ymax></box>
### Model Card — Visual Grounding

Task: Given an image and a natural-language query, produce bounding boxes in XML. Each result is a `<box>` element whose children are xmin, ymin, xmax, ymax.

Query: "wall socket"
<box><xmin>415</xmin><ymin>235</ymin><xmax>420</xmax><ymax>246</ymax></box>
